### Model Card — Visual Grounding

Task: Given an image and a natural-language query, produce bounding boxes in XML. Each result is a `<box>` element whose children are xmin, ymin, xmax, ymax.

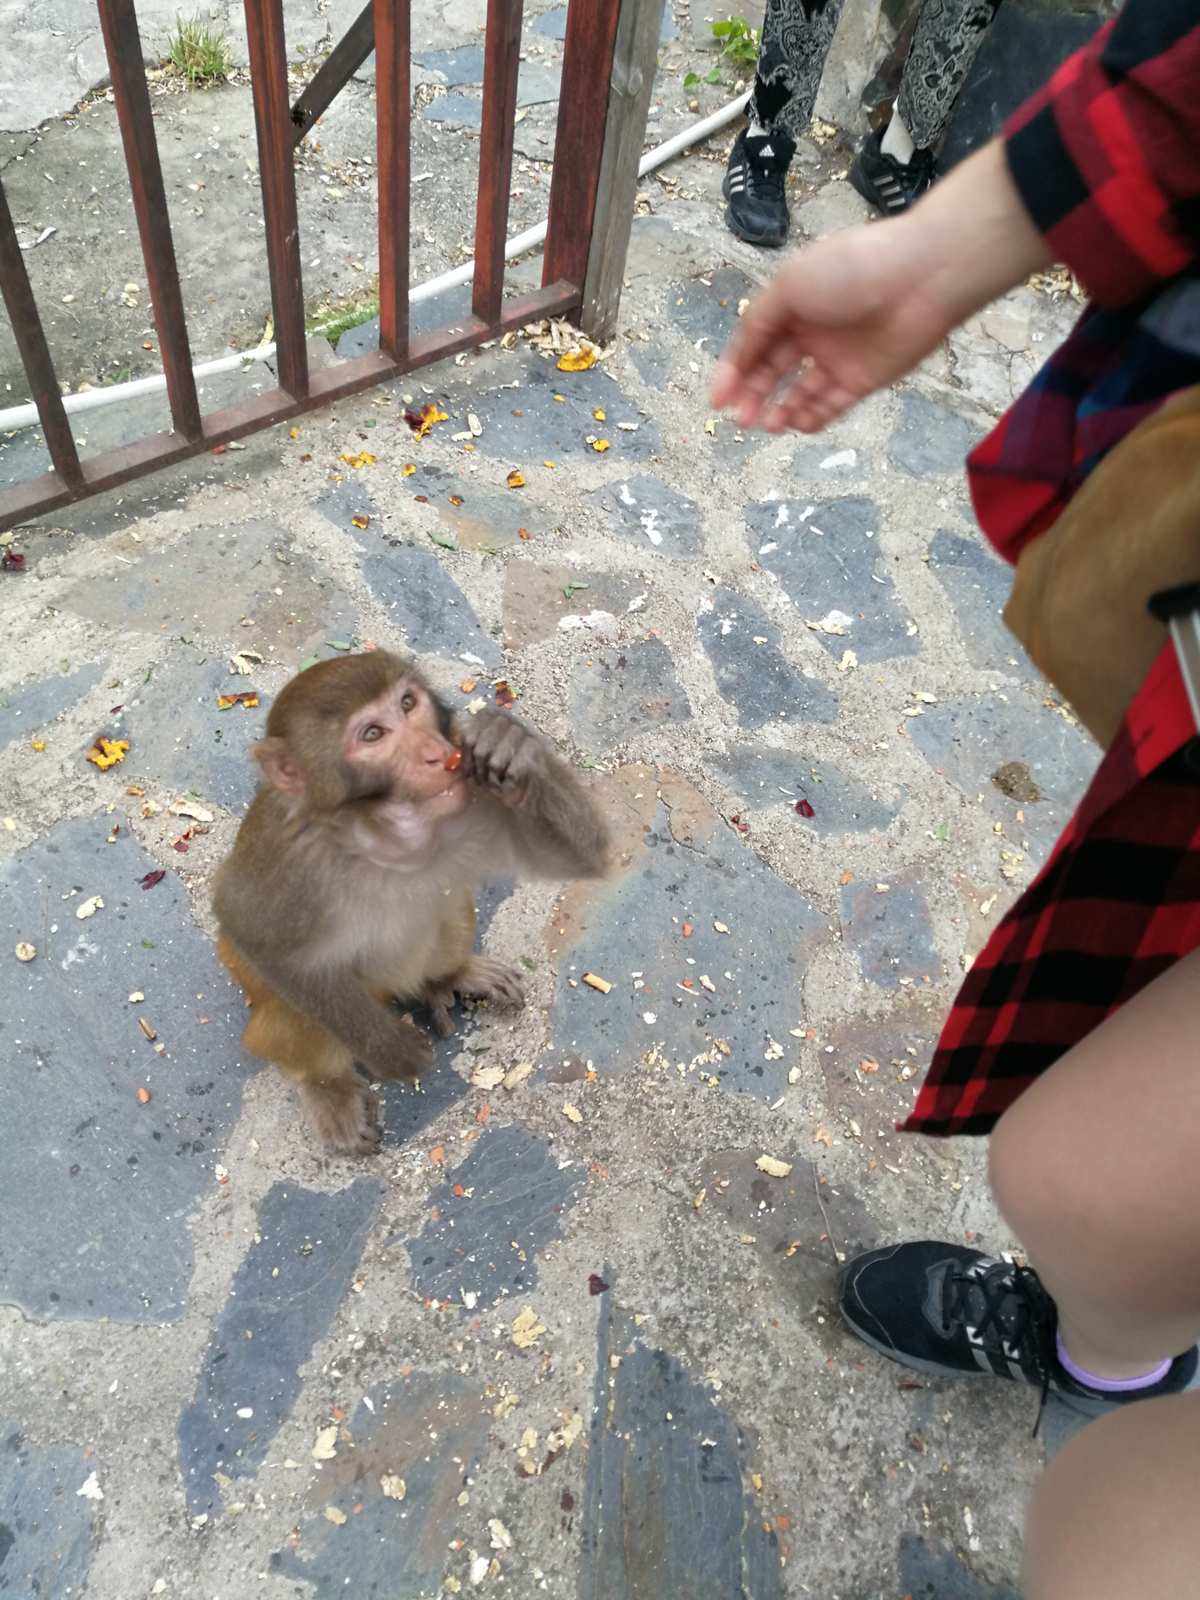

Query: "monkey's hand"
<box><xmin>453</xmin><ymin>708</ymin><xmax>610</xmax><ymax>880</ymax></box>
<box><xmin>453</xmin><ymin>707</ymin><xmax>543</xmax><ymax>807</ymax></box>
<box><xmin>355</xmin><ymin>1006</ymin><xmax>435</xmax><ymax>1082</ymax></box>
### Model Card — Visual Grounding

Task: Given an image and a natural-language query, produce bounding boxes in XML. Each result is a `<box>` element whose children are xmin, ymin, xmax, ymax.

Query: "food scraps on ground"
<box><xmin>339</xmin><ymin>451</ymin><xmax>377</xmax><ymax>468</ymax></box>
<box><xmin>556</xmin><ymin>346</ymin><xmax>597</xmax><ymax>372</ymax></box>
<box><xmin>505</xmin><ymin>469</ymin><xmax>525</xmax><ymax>489</ymax></box>
<box><xmin>217</xmin><ymin>692</ymin><xmax>259</xmax><ymax>711</ymax></box>
<box><xmin>86</xmin><ymin>736</ymin><xmax>129</xmax><ymax>770</ymax></box>
<box><xmin>75</xmin><ymin>895</ymin><xmax>104</xmax><ymax>920</ymax></box>
<box><xmin>755</xmin><ymin>1155</ymin><xmax>793</xmax><ymax>1179</ymax></box>
<box><xmin>140</xmin><ymin>870</ymin><xmax>166</xmax><ymax>890</ymax></box>
<box><xmin>138</xmin><ymin>1017</ymin><xmax>157</xmax><ymax>1041</ymax></box>
<box><xmin>136</xmin><ymin>1087</ymin><xmax>152</xmax><ymax>1104</ymax></box>
<box><xmin>494</xmin><ymin>681</ymin><xmax>518</xmax><ymax>709</ymax></box>
<box><xmin>14</xmin><ymin>942</ymin><xmax>36</xmax><ymax>962</ymax></box>
<box><xmin>562</xmin><ymin>1103</ymin><xmax>584</xmax><ymax>1124</ymax></box>
<box><xmin>511</xmin><ymin>1306</ymin><xmax>546</xmax><ymax>1348</ymax></box>
<box><xmin>582</xmin><ymin>972</ymin><xmax>612</xmax><ymax>994</ymax></box>
<box><xmin>404</xmin><ymin>402</ymin><xmax>448</xmax><ymax>439</ymax></box>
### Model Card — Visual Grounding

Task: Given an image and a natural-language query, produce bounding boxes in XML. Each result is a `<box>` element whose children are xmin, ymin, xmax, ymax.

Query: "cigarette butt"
<box><xmin>138</xmin><ymin>1017</ymin><xmax>157</xmax><ymax>1041</ymax></box>
<box><xmin>582</xmin><ymin>972</ymin><xmax>612</xmax><ymax>994</ymax></box>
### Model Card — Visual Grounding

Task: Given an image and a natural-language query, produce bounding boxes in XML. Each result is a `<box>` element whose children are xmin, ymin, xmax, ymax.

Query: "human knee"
<box><xmin>987</xmin><ymin>1093</ymin><xmax>1095</xmax><ymax>1256</ymax></box>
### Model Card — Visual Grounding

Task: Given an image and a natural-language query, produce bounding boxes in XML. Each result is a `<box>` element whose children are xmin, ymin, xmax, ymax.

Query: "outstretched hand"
<box><xmin>710</xmin><ymin>220</ymin><xmax>955</xmax><ymax>433</ymax></box>
<box><xmin>710</xmin><ymin>141</ymin><xmax>1053</xmax><ymax>435</ymax></box>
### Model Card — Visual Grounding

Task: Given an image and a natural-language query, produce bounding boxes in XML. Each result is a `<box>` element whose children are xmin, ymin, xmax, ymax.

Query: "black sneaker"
<box><xmin>840</xmin><ymin>1241</ymin><xmax>1199</xmax><ymax>1420</ymax></box>
<box><xmin>723</xmin><ymin>128</ymin><xmax>796</xmax><ymax>247</ymax></box>
<box><xmin>848</xmin><ymin>130</ymin><xmax>936</xmax><ymax>215</ymax></box>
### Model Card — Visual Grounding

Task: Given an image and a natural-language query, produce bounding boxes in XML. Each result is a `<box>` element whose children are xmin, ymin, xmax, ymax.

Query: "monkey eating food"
<box><xmin>213</xmin><ymin>651</ymin><xmax>610</xmax><ymax>1155</ymax></box>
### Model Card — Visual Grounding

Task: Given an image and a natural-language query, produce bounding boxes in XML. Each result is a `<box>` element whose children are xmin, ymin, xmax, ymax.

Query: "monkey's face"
<box><xmin>343</xmin><ymin>676</ymin><xmax>466</xmax><ymax>812</ymax></box>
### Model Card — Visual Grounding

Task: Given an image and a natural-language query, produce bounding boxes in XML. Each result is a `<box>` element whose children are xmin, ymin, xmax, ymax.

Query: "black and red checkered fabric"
<box><xmin>905</xmin><ymin>0</ymin><xmax>1200</xmax><ymax>1136</ymax></box>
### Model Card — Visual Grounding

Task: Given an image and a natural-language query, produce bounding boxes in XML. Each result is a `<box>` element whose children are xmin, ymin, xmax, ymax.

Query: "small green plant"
<box><xmin>684</xmin><ymin>15</ymin><xmax>760</xmax><ymax>88</ymax></box>
<box><xmin>166</xmin><ymin>15</ymin><xmax>232</xmax><ymax>86</ymax></box>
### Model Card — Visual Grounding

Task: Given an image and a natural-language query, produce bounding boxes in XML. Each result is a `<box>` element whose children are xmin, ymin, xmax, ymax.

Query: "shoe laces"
<box><xmin>942</xmin><ymin>1258</ymin><xmax>1059</xmax><ymax>1433</ymax></box>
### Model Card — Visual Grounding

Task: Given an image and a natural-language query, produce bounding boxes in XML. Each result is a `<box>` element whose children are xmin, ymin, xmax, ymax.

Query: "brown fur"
<box><xmin>214</xmin><ymin>652</ymin><xmax>609</xmax><ymax>1155</ymax></box>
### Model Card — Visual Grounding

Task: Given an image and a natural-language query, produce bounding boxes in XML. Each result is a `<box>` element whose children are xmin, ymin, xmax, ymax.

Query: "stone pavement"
<box><xmin>0</xmin><ymin>10</ymin><xmax>1106</xmax><ymax>1600</ymax></box>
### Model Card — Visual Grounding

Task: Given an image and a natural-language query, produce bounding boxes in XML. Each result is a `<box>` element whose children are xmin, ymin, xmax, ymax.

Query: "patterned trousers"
<box><xmin>752</xmin><ymin>0</ymin><xmax>1003</xmax><ymax>149</ymax></box>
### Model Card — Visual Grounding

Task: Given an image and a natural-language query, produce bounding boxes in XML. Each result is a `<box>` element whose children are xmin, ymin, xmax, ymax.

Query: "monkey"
<box><xmin>212</xmin><ymin>650</ymin><xmax>610</xmax><ymax>1155</ymax></box>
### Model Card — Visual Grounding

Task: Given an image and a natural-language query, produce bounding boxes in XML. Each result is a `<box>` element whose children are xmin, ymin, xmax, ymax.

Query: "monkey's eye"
<box><xmin>360</xmin><ymin>724</ymin><xmax>385</xmax><ymax>743</ymax></box>
<box><xmin>400</xmin><ymin>690</ymin><xmax>417</xmax><ymax>713</ymax></box>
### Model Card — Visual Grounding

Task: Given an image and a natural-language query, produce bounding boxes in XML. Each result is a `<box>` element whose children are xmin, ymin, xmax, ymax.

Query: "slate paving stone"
<box><xmin>58</xmin><ymin>517</ymin><xmax>358</xmax><ymax>666</ymax></box>
<box><xmin>667</xmin><ymin>266</ymin><xmax>758</xmax><ymax>351</ymax></box>
<box><xmin>907</xmin><ymin>692</ymin><xmax>1097</xmax><ymax>855</ymax></box>
<box><xmin>271</xmin><ymin>1375</ymin><xmax>488</xmax><ymax>1598</ymax></box>
<box><xmin>840</xmin><ymin>879</ymin><xmax>939</xmax><ymax>989</ymax></box>
<box><xmin>0</xmin><ymin>1426</ymin><xmax>97</xmax><ymax>1598</ymax></box>
<box><xmin>698</xmin><ymin>587</ymin><xmax>838</xmax><ymax>730</ymax></box>
<box><xmin>696</xmin><ymin>1150</ymin><xmax>876</xmax><ymax>1304</ymax></box>
<box><xmin>334</xmin><ymin>283</ymin><xmax>475</xmax><ymax>359</ymax></box>
<box><xmin>312</xmin><ymin>472</ymin><xmax>379</xmax><ymax>535</ymax></box>
<box><xmin>0</xmin><ymin>662</ymin><xmax>104</xmax><ymax>748</ymax></box>
<box><xmin>379</xmin><ymin>879</ymin><xmax>512</xmax><ymax>1146</ymax></box>
<box><xmin>360</xmin><ymin>543</ymin><xmax>502</xmax><ymax>665</ymax></box>
<box><xmin>889</xmin><ymin>390</ymin><xmax>983</xmax><ymax>478</ymax></box>
<box><xmin>178</xmin><ymin>1178</ymin><xmax>384</xmax><ymax>1516</ymax></box>
<box><xmin>119</xmin><ymin>653</ymin><xmax>277</xmax><ymax>816</ymax></box>
<box><xmin>569</xmin><ymin>639</ymin><xmax>691</xmax><ymax>756</ymax></box>
<box><xmin>592</xmin><ymin>473</ymin><xmax>702</xmax><ymax>559</ymax></box>
<box><xmin>711</xmin><ymin>742</ymin><xmax>899</xmax><ymax>835</ymax></box>
<box><xmin>897</xmin><ymin>1535</ymin><xmax>1021</xmax><ymax>1600</ymax></box>
<box><xmin>580</xmin><ymin>1296</ymin><xmax>783</xmax><ymax>1600</ymax></box>
<box><xmin>423</xmin><ymin>91</ymin><xmax>483</xmax><ymax>129</ymax></box>
<box><xmin>747</xmin><ymin>495</ymin><xmax>919</xmax><ymax>662</ymax></box>
<box><xmin>438</xmin><ymin>350</ymin><xmax>660</xmax><ymax>463</ymax></box>
<box><xmin>552</xmin><ymin>799</ymin><xmax>824</xmax><ymax>1100</ymax></box>
<box><xmin>793</xmin><ymin>440</ymin><xmax>868</xmax><ymax>478</ymax></box>
<box><xmin>411</xmin><ymin>43</ymin><xmax>485</xmax><ymax>82</ymax></box>
<box><xmin>399</xmin><ymin>1123</ymin><xmax>583</xmax><ymax>1309</ymax></box>
<box><xmin>625</xmin><ymin>335</ymin><xmax>674</xmax><ymax>391</ymax></box>
<box><xmin>928</xmin><ymin>526</ymin><xmax>1033</xmax><ymax>676</ymax></box>
<box><xmin>502</xmin><ymin>561</ymin><xmax>640</xmax><ymax>648</ymax></box>
<box><xmin>0</xmin><ymin>817</ymin><xmax>253</xmax><ymax>1322</ymax></box>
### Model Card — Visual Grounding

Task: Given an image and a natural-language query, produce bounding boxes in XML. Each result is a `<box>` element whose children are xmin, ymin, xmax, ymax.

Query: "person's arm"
<box><xmin>713</xmin><ymin>0</ymin><xmax>1200</xmax><ymax>435</ymax></box>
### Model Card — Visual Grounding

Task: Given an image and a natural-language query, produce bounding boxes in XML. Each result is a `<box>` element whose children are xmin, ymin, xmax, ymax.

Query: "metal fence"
<box><xmin>0</xmin><ymin>0</ymin><xmax>658</xmax><ymax>530</ymax></box>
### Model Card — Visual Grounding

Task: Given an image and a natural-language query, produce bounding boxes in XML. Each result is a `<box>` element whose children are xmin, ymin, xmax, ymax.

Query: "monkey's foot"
<box><xmin>299</xmin><ymin>1079</ymin><xmax>380</xmax><ymax>1157</ymax></box>
<box><xmin>454</xmin><ymin>955</ymin><xmax>527</xmax><ymax>1009</ymax></box>
<box><xmin>421</xmin><ymin>985</ymin><xmax>459</xmax><ymax>1039</ymax></box>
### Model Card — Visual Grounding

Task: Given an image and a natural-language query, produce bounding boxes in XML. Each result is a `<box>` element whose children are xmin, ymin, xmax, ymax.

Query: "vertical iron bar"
<box><xmin>98</xmin><ymin>0</ymin><xmax>202</xmax><ymax>441</ymax></box>
<box><xmin>542</xmin><ymin>0</ymin><xmax>622</xmax><ymax>288</ymax></box>
<box><xmin>0</xmin><ymin>177</ymin><xmax>82</xmax><ymax>487</ymax></box>
<box><xmin>244</xmin><ymin>0</ymin><xmax>308</xmax><ymax>396</ymax></box>
<box><xmin>472</xmin><ymin>0</ymin><xmax>524</xmax><ymax>325</ymax></box>
<box><xmin>374</xmin><ymin>0</ymin><xmax>411</xmax><ymax>360</ymax></box>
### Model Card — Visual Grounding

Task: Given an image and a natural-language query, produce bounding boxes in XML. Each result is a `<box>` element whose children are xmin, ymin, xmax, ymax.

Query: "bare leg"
<box><xmin>1024</xmin><ymin>1392</ymin><xmax>1200</xmax><ymax>1598</ymax></box>
<box><xmin>989</xmin><ymin>947</ymin><xmax>1200</xmax><ymax>1378</ymax></box>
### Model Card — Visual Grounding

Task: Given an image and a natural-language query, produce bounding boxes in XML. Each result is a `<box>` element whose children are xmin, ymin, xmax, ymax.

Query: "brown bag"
<box><xmin>1003</xmin><ymin>385</ymin><xmax>1200</xmax><ymax>749</ymax></box>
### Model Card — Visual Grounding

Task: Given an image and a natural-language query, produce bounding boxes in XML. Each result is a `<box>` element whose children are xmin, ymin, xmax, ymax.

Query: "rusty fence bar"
<box><xmin>98</xmin><ymin>0</ymin><xmax>203</xmax><ymax>442</ymax></box>
<box><xmin>0</xmin><ymin>183</ymin><xmax>83</xmax><ymax>489</ymax></box>
<box><xmin>375</xmin><ymin>0</ymin><xmax>411</xmax><ymax>361</ymax></box>
<box><xmin>289</xmin><ymin>0</ymin><xmax>375</xmax><ymax>145</ymax></box>
<box><xmin>542</xmin><ymin>0</ymin><xmax>623</xmax><ymax>288</ymax></box>
<box><xmin>244</xmin><ymin>0</ymin><xmax>309</xmax><ymax>398</ymax></box>
<box><xmin>0</xmin><ymin>0</ymin><xmax>638</xmax><ymax>531</ymax></box>
<box><xmin>472</xmin><ymin>0</ymin><xmax>524</xmax><ymax>325</ymax></box>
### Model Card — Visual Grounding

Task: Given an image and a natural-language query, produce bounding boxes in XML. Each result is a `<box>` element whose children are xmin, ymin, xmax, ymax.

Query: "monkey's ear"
<box><xmin>252</xmin><ymin>737</ymin><xmax>306</xmax><ymax>795</ymax></box>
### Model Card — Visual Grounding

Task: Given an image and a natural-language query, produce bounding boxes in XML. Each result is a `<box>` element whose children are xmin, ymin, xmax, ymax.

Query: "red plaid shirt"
<box><xmin>906</xmin><ymin>0</ymin><xmax>1200</xmax><ymax>1136</ymax></box>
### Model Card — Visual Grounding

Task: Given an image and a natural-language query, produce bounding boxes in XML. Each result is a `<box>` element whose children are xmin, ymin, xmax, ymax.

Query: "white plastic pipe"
<box><xmin>0</xmin><ymin>91</ymin><xmax>750</xmax><ymax>436</ymax></box>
